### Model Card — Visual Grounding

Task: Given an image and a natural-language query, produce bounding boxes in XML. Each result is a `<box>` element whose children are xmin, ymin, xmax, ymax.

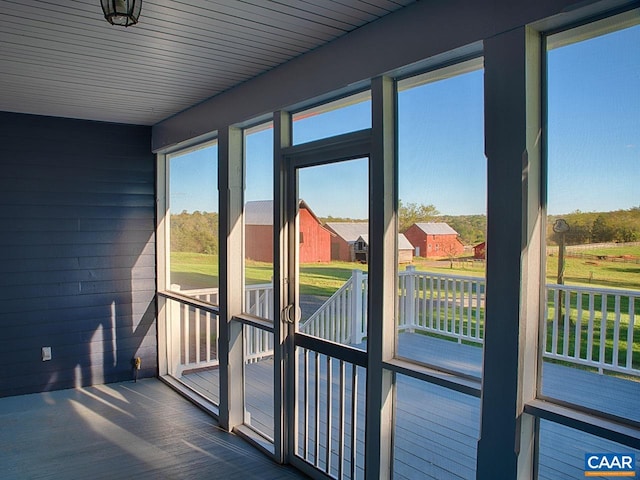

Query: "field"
<box><xmin>169</xmin><ymin>245</ymin><xmax>640</xmax><ymax>295</ymax></box>
<box><xmin>546</xmin><ymin>246</ymin><xmax>640</xmax><ymax>290</ymax></box>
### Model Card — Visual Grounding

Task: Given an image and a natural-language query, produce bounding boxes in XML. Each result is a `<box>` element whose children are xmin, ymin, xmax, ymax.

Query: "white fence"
<box><xmin>545</xmin><ymin>284</ymin><xmax>638</xmax><ymax>376</ymax></box>
<box><xmin>166</xmin><ymin>283</ymin><xmax>274</xmax><ymax>376</ymax></box>
<box><xmin>300</xmin><ymin>269</ymin><xmax>368</xmax><ymax>345</ymax></box>
<box><xmin>167</xmin><ymin>271</ymin><xmax>639</xmax><ymax>378</ymax></box>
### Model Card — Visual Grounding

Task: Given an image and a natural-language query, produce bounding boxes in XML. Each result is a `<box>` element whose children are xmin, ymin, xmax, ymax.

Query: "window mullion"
<box><xmin>477</xmin><ymin>26</ymin><xmax>543</xmax><ymax>480</ymax></box>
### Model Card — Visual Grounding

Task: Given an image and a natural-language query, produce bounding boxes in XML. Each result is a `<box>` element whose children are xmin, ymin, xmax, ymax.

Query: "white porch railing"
<box><xmin>166</xmin><ymin>283</ymin><xmax>274</xmax><ymax>376</ymax></box>
<box><xmin>397</xmin><ymin>267</ymin><xmax>484</xmax><ymax>343</ymax></box>
<box><xmin>168</xmin><ymin>272</ymin><xmax>639</xmax><ymax>378</ymax></box>
<box><xmin>544</xmin><ymin>284</ymin><xmax>639</xmax><ymax>376</ymax></box>
<box><xmin>300</xmin><ymin>269</ymin><xmax>368</xmax><ymax>345</ymax></box>
<box><xmin>299</xmin><ymin>267</ymin><xmax>485</xmax><ymax>346</ymax></box>
<box><xmin>300</xmin><ymin>267</ymin><xmax>639</xmax><ymax>377</ymax></box>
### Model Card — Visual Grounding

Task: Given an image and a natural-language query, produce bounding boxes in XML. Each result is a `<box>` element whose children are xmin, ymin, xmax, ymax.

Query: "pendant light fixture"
<box><xmin>101</xmin><ymin>0</ymin><xmax>142</xmax><ymax>27</ymax></box>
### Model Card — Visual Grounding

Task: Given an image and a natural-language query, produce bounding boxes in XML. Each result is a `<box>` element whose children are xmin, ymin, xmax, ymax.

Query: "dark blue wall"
<box><xmin>0</xmin><ymin>112</ymin><xmax>156</xmax><ymax>397</ymax></box>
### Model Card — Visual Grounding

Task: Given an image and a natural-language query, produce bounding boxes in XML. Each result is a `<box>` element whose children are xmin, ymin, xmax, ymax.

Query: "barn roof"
<box><xmin>325</xmin><ymin>222</ymin><xmax>369</xmax><ymax>242</ymax></box>
<box><xmin>245</xmin><ymin>199</ymin><xmax>330</xmax><ymax>233</ymax></box>
<box><xmin>413</xmin><ymin>222</ymin><xmax>459</xmax><ymax>236</ymax></box>
<box><xmin>398</xmin><ymin>234</ymin><xmax>414</xmax><ymax>250</ymax></box>
<box><xmin>357</xmin><ymin>234</ymin><xmax>414</xmax><ymax>251</ymax></box>
<box><xmin>245</xmin><ymin>200</ymin><xmax>273</xmax><ymax>226</ymax></box>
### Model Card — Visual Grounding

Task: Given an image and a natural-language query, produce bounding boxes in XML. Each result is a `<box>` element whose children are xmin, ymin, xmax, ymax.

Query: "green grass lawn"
<box><xmin>546</xmin><ymin>254</ymin><xmax>640</xmax><ymax>290</ymax></box>
<box><xmin>169</xmin><ymin>252</ymin><xmax>365</xmax><ymax>295</ymax></box>
<box><xmin>170</xmin><ymin>246</ymin><xmax>640</xmax><ymax>293</ymax></box>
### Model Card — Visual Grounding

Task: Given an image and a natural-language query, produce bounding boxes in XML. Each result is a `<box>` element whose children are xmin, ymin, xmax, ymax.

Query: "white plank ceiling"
<box><xmin>0</xmin><ymin>0</ymin><xmax>415</xmax><ymax>125</ymax></box>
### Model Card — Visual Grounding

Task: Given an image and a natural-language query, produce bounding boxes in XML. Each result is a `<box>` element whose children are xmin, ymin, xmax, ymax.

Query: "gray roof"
<box><xmin>245</xmin><ymin>199</ymin><xmax>326</xmax><ymax>229</ymax></box>
<box><xmin>398</xmin><ymin>234</ymin><xmax>414</xmax><ymax>250</ymax></box>
<box><xmin>357</xmin><ymin>233</ymin><xmax>414</xmax><ymax>251</ymax></box>
<box><xmin>245</xmin><ymin>200</ymin><xmax>273</xmax><ymax>226</ymax></box>
<box><xmin>325</xmin><ymin>222</ymin><xmax>369</xmax><ymax>242</ymax></box>
<box><xmin>413</xmin><ymin>222</ymin><xmax>459</xmax><ymax>236</ymax></box>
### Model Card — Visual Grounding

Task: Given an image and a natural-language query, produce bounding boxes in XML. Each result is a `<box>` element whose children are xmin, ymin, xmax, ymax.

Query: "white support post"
<box><xmin>156</xmin><ymin>152</ymin><xmax>170</xmax><ymax>377</ymax></box>
<box><xmin>218</xmin><ymin>126</ymin><xmax>245</xmax><ymax>431</ymax></box>
<box><xmin>351</xmin><ymin>269</ymin><xmax>364</xmax><ymax>345</ymax></box>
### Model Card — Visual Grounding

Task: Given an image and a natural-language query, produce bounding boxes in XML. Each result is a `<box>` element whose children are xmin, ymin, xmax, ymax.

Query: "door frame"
<box><xmin>275</xmin><ymin>127</ymin><xmax>372</xmax><ymax>477</ymax></box>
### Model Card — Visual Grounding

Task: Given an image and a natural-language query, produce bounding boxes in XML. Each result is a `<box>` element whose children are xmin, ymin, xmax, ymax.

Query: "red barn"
<box><xmin>404</xmin><ymin>222</ymin><xmax>464</xmax><ymax>258</ymax></box>
<box><xmin>244</xmin><ymin>200</ymin><xmax>274</xmax><ymax>263</ymax></box>
<box><xmin>245</xmin><ymin>200</ymin><xmax>332</xmax><ymax>263</ymax></box>
<box><xmin>473</xmin><ymin>241</ymin><xmax>486</xmax><ymax>260</ymax></box>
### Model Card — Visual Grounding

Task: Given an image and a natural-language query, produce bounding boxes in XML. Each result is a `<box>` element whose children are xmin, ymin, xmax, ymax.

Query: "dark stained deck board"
<box><xmin>0</xmin><ymin>378</ymin><xmax>308</xmax><ymax>480</ymax></box>
<box><xmin>179</xmin><ymin>332</ymin><xmax>639</xmax><ymax>479</ymax></box>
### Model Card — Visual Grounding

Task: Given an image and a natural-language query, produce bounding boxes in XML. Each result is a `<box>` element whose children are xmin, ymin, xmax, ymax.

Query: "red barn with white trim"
<box><xmin>404</xmin><ymin>222</ymin><xmax>464</xmax><ymax>258</ymax></box>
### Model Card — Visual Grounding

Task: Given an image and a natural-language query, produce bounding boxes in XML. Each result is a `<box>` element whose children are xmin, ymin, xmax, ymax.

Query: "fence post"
<box><xmin>351</xmin><ymin>269</ymin><xmax>364</xmax><ymax>345</ymax></box>
<box><xmin>406</xmin><ymin>266</ymin><xmax>416</xmax><ymax>333</ymax></box>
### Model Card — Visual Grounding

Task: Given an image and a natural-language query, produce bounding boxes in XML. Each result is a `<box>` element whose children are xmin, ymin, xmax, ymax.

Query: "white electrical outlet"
<box><xmin>42</xmin><ymin>347</ymin><xmax>52</xmax><ymax>361</ymax></box>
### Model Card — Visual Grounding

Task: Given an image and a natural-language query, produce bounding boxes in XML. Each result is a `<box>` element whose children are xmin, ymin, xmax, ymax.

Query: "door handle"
<box><xmin>282</xmin><ymin>304</ymin><xmax>300</xmax><ymax>324</ymax></box>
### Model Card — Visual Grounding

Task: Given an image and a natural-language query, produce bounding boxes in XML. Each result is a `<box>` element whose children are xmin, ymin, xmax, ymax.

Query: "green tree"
<box><xmin>170</xmin><ymin>211</ymin><xmax>219</xmax><ymax>254</ymax></box>
<box><xmin>591</xmin><ymin>215</ymin><xmax>614</xmax><ymax>243</ymax></box>
<box><xmin>399</xmin><ymin>201</ymin><xmax>439</xmax><ymax>232</ymax></box>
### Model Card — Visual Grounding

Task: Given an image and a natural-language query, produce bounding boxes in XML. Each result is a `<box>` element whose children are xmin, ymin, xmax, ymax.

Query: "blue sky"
<box><xmin>547</xmin><ymin>24</ymin><xmax>639</xmax><ymax>215</ymax></box>
<box><xmin>170</xmin><ymin>22</ymin><xmax>639</xmax><ymax>218</ymax></box>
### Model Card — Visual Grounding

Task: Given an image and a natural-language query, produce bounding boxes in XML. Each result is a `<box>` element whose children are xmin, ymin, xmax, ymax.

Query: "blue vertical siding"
<box><xmin>0</xmin><ymin>112</ymin><xmax>156</xmax><ymax>397</ymax></box>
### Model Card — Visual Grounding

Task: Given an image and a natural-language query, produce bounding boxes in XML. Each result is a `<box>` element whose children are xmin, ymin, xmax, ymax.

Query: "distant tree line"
<box><xmin>548</xmin><ymin>207</ymin><xmax>640</xmax><ymax>245</ymax></box>
<box><xmin>171</xmin><ymin>211</ymin><xmax>219</xmax><ymax>254</ymax></box>
<box><xmin>170</xmin><ymin>206</ymin><xmax>639</xmax><ymax>254</ymax></box>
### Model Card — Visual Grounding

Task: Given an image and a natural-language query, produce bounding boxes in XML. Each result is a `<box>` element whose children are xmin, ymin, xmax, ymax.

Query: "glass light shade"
<box><xmin>101</xmin><ymin>0</ymin><xmax>142</xmax><ymax>27</ymax></box>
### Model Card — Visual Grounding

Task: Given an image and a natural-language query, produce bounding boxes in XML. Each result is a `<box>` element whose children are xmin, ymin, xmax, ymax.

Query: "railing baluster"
<box><xmin>563</xmin><ymin>288</ymin><xmax>571</xmax><ymax>357</ymax></box>
<box><xmin>314</xmin><ymin>351</ymin><xmax>321</xmax><ymax>467</ymax></box>
<box><xmin>458</xmin><ymin>279</ymin><xmax>464</xmax><ymax>342</ymax></box>
<box><xmin>543</xmin><ymin>290</ymin><xmax>549</xmax><ymax>357</ymax></box>
<box><xmin>195</xmin><ymin>308</ymin><xmax>201</xmax><ymax>364</ymax></box>
<box><xmin>587</xmin><ymin>294</ymin><xmax>595</xmax><ymax>363</ymax></box>
<box><xmin>552</xmin><ymin>288</ymin><xmax>560</xmax><ymax>356</ymax></box>
<box><xmin>326</xmin><ymin>355</ymin><xmax>333</xmax><ymax>474</ymax></box>
<box><xmin>428</xmin><ymin>276</ymin><xmax>434</xmax><ymax>331</ymax></box>
<box><xmin>330</xmin><ymin>297</ymin><xmax>335</xmax><ymax>343</ymax></box>
<box><xmin>476</xmin><ymin>281</ymin><xmax>482</xmax><ymax>341</ymax></box>
<box><xmin>304</xmin><ymin>349</ymin><xmax>310</xmax><ymax>461</ymax></box>
<box><xmin>350</xmin><ymin>365</ymin><xmax>358</xmax><ymax>480</ymax></box>
<box><xmin>444</xmin><ymin>278</ymin><xmax>450</xmax><ymax>334</ymax></box>
<box><xmin>183</xmin><ymin>303</ymin><xmax>190</xmax><ymax>365</ymax></box>
<box><xmin>627</xmin><ymin>297</ymin><xmax>635</xmax><ymax>371</ymax></box>
<box><xmin>436</xmin><ymin>278</ymin><xmax>442</xmax><ymax>332</ymax></box>
<box><xmin>600</xmin><ymin>294</ymin><xmax>607</xmax><ymax>373</ymax></box>
<box><xmin>469</xmin><ymin>279</ymin><xmax>473</xmax><ymax>339</ymax></box>
<box><xmin>420</xmin><ymin>274</ymin><xmax>427</xmax><ymax>329</ymax></box>
<box><xmin>613</xmin><ymin>295</ymin><xmax>621</xmax><ymax>368</ymax></box>
<box><xmin>575</xmin><ymin>292</ymin><xmax>583</xmax><ymax>361</ymax></box>
<box><xmin>344</xmin><ymin>288</ymin><xmax>349</xmax><ymax>343</ymax></box>
<box><xmin>205</xmin><ymin>310</ymin><xmax>211</xmax><ymax>363</ymax></box>
<box><xmin>338</xmin><ymin>360</ymin><xmax>346</xmax><ymax>480</ymax></box>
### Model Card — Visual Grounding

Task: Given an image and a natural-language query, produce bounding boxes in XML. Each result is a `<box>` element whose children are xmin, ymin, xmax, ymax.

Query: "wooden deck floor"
<box><xmin>180</xmin><ymin>333</ymin><xmax>640</xmax><ymax>479</ymax></box>
<box><xmin>0</xmin><ymin>378</ymin><xmax>308</xmax><ymax>480</ymax></box>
